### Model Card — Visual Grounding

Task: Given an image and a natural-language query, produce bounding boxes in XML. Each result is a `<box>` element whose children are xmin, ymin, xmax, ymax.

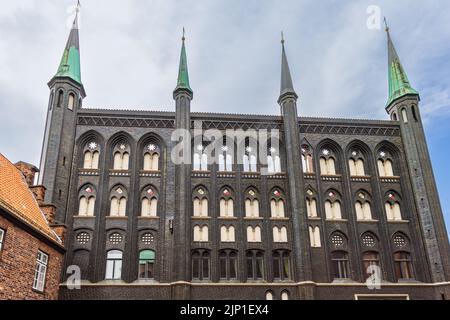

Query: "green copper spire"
<box><xmin>54</xmin><ymin>2</ymin><xmax>82</xmax><ymax>85</ymax></box>
<box><xmin>385</xmin><ymin>19</ymin><xmax>419</xmax><ymax>108</ymax></box>
<box><xmin>279</xmin><ymin>32</ymin><xmax>298</xmax><ymax>102</ymax></box>
<box><xmin>174</xmin><ymin>28</ymin><xmax>192</xmax><ymax>94</ymax></box>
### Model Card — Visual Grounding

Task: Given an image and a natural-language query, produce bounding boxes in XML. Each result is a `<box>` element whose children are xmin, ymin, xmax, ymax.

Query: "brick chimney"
<box><xmin>14</xmin><ymin>161</ymin><xmax>39</xmax><ymax>187</ymax></box>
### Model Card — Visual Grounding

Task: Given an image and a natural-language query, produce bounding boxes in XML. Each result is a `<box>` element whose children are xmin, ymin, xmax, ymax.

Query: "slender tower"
<box><xmin>173</xmin><ymin>29</ymin><xmax>193</xmax><ymax>291</ymax></box>
<box><xmin>38</xmin><ymin>2</ymin><xmax>86</xmax><ymax>223</ymax></box>
<box><xmin>384</xmin><ymin>21</ymin><xmax>450</xmax><ymax>282</ymax></box>
<box><xmin>277</xmin><ymin>34</ymin><xmax>313</xmax><ymax>286</ymax></box>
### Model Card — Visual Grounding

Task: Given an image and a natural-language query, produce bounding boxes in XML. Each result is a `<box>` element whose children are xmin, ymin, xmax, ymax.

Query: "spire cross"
<box><xmin>182</xmin><ymin>27</ymin><xmax>186</xmax><ymax>41</ymax></box>
<box><xmin>383</xmin><ymin>17</ymin><xmax>389</xmax><ymax>33</ymax></box>
<box><xmin>281</xmin><ymin>31</ymin><xmax>285</xmax><ymax>44</ymax></box>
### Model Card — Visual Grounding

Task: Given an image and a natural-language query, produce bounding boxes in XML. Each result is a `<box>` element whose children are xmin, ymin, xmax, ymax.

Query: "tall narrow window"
<box><xmin>139</xmin><ymin>250</ymin><xmax>155</xmax><ymax>279</ymax></box>
<box><xmin>219</xmin><ymin>188</ymin><xmax>234</xmax><ymax>217</ymax></box>
<box><xmin>401</xmin><ymin>108</ymin><xmax>408</xmax><ymax>123</ymax></box>
<box><xmin>193</xmin><ymin>187</ymin><xmax>209</xmax><ymax>217</ymax></box>
<box><xmin>309</xmin><ymin>226</ymin><xmax>321</xmax><ymax>247</ymax></box>
<box><xmin>273</xmin><ymin>250</ymin><xmax>291</xmax><ymax>280</ymax></box>
<box><xmin>325</xmin><ymin>200</ymin><xmax>342</xmax><ymax>219</ymax></box>
<box><xmin>0</xmin><ymin>228</ymin><xmax>4</xmax><ymax>255</ymax></box>
<box><xmin>362</xmin><ymin>251</ymin><xmax>380</xmax><ymax>280</ymax></box>
<box><xmin>219</xmin><ymin>144</ymin><xmax>233</xmax><ymax>172</ymax></box>
<box><xmin>267</xmin><ymin>146</ymin><xmax>281</xmax><ymax>174</ymax></box>
<box><xmin>105</xmin><ymin>250</ymin><xmax>122</xmax><ymax>280</ymax></box>
<box><xmin>32</xmin><ymin>251</ymin><xmax>49</xmax><ymax>292</ymax></box>
<box><xmin>306</xmin><ymin>198</ymin><xmax>318</xmax><ymax>218</ymax></box>
<box><xmin>245</xmin><ymin>189</ymin><xmax>260</xmax><ymax>217</ymax></box>
<box><xmin>243</xmin><ymin>140</ymin><xmax>257</xmax><ymax>172</ymax></box>
<box><xmin>320</xmin><ymin>148</ymin><xmax>337</xmax><ymax>175</ymax></box>
<box><xmin>270</xmin><ymin>189</ymin><xmax>285</xmax><ymax>218</ymax></box>
<box><xmin>355</xmin><ymin>201</ymin><xmax>372</xmax><ymax>220</ymax></box>
<box><xmin>378</xmin><ymin>151</ymin><xmax>395</xmax><ymax>177</ymax></box>
<box><xmin>301</xmin><ymin>145</ymin><xmax>314</xmax><ymax>173</ymax></box>
<box><xmin>331</xmin><ymin>251</ymin><xmax>349</xmax><ymax>279</ymax></box>
<box><xmin>110</xmin><ymin>187</ymin><xmax>127</xmax><ymax>217</ymax></box>
<box><xmin>219</xmin><ymin>250</ymin><xmax>238</xmax><ymax>280</ymax></box>
<box><xmin>83</xmin><ymin>141</ymin><xmax>100</xmax><ymax>169</ymax></box>
<box><xmin>193</xmin><ymin>225</ymin><xmax>209</xmax><ymax>242</ymax></box>
<box><xmin>57</xmin><ymin>90</ymin><xmax>64</xmax><ymax>108</ymax></box>
<box><xmin>193</xmin><ymin>143</ymin><xmax>208</xmax><ymax>171</ymax></box>
<box><xmin>141</xmin><ymin>187</ymin><xmax>158</xmax><ymax>217</ymax></box>
<box><xmin>78</xmin><ymin>185</ymin><xmax>96</xmax><ymax>216</ymax></box>
<box><xmin>143</xmin><ymin>143</ymin><xmax>160</xmax><ymax>171</ymax></box>
<box><xmin>385</xmin><ymin>193</ymin><xmax>402</xmax><ymax>221</ymax></box>
<box><xmin>68</xmin><ymin>93</ymin><xmax>75</xmax><ymax>110</ymax></box>
<box><xmin>348</xmin><ymin>151</ymin><xmax>366</xmax><ymax>176</ymax></box>
<box><xmin>112</xmin><ymin>143</ymin><xmax>130</xmax><ymax>170</ymax></box>
<box><xmin>192</xmin><ymin>250</ymin><xmax>210</xmax><ymax>280</ymax></box>
<box><xmin>394</xmin><ymin>252</ymin><xmax>414</xmax><ymax>280</ymax></box>
<box><xmin>246</xmin><ymin>250</ymin><xmax>264</xmax><ymax>280</ymax></box>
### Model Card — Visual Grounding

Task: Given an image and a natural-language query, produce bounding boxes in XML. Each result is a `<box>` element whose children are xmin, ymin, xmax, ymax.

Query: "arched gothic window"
<box><xmin>193</xmin><ymin>225</ymin><xmax>209</xmax><ymax>242</ymax></box>
<box><xmin>247</xmin><ymin>226</ymin><xmax>262</xmax><ymax>242</ymax></box>
<box><xmin>110</xmin><ymin>186</ymin><xmax>127</xmax><ymax>217</ymax></box>
<box><xmin>143</xmin><ymin>143</ymin><xmax>160</xmax><ymax>171</ymax></box>
<box><xmin>113</xmin><ymin>142</ymin><xmax>130</xmax><ymax>170</ymax></box>
<box><xmin>220</xmin><ymin>225</ymin><xmax>236</xmax><ymax>242</ymax></box>
<box><xmin>377</xmin><ymin>150</ymin><xmax>395</xmax><ymax>177</ymax></box>
<box><xmin>348</xmin><ymin>149</ymin><xmax>366</xmax><ymax>176</ymax></box>
<box><xmin>246</xmin><ymin>250</ymin><xmax>264</xmax><ymax>280</ymax></box>
<box><xmin>193</xmin><ymin>187</ymin><xmax>209</xmax><ymax>217</ymax></box>
<box><xmin>273</xmin><ymin>226</ymin><xmax>288</xmax><ymax>243</ymax></box>
<box><xmin>219</xmin><ymin>250</ymin><xmax>237</xmax><ymax>280</ymax></box>
<box><xmin>68</xmin><ymin>93</ymin><xmax>76</xmax><ymax>110</ymax></box>
<box><xmin>306</xmin><ymin>189</ymin><xmax>318</xmax><ymax>218</ymax></box>
<box><xmin>83</xmin><ymin>141</ymin><xmax>100</xmax><ymax>169</ymax></box>
<box><xmin>266</xmin><ymin>145</ymin><xmax>281</xmax><ymax>174</ymax></box>
<box><xmin>272</xmin><ymin>250</ymin><xmax>291</xmax><ymax>280</ymax></box>
<box><xmin>319</xmin><ymin>148</ymin><xmax>337</xmax><ymax>175</ymax></box>
<box><xmin>78</xmin><ymin>185</ymin><xmax>96</xmax><ymax>216</ymax></box>
<box><xmin>193</xmin><ymin>142</ymin><xmax>208</xmax><ymax>171</ymax></box>
<box><xmin>301</xmin><ymin>145</ymin><xmax>314</xmax><ymax>173</ymax></box>
<box><xmin>385</xmin><ymin>192</ymin><xmax>403</xmax><ymax>221</ymax></box>
<box><xmin>219</xmin><ymin>188</ymin><xmax>234</xmax><ymax>217</ymax></box>
<box><xmin>324</xmin><ymin>190</ymin><xmax>342</xmax><ymax>220</ymax></box>
<box><xmin>270</xmin><ymin>189</ymin><xmax>285</xmax><ymax>218</ymax></box>
<box><xmin>243</xmin><ymin>139</ymin><xmax>257</xmax><ymax>172</ymax></box>
<box><xmin>141</xmin><ymin>187</ymin><xmax>158</xmax><ymax>217</ymax></box>
<box><xmin>245</xmin><ymin>189</ymin><xmax>260</xmax><ymax>218</ymax></box>
<box><xmin>355</xmin><ymin>191</ymin><xmax>373</xmax><ymax>220</ymax></box>
<box><xmin>218</xmin><ymin>141</ymin><xmax>233</xmax><ymax>172</ymax></box>
<box><xmin>192</xmin><ymin>249</ymin><xmax>210</xmax><ymax>280</ymax></box>
<box><xmin>309</xmin><ymin>226</ymin><xmax>321</xmax><ymax>247</ymax></box>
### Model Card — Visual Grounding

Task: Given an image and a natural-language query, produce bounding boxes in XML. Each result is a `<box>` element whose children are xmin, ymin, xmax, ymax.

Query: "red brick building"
<box><xmin>0</xmin><ymin>154</ymin><xmax>65</xmax><ymax>300</ymax></box>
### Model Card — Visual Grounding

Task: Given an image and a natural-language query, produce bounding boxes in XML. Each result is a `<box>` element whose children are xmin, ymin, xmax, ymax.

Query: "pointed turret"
<box><xmin>385</xmin><ymin>20</ymin><xmax>419</xmax><ymax>108</ymax></box>
<box><xmin>278</xmin><ymin>32</ymin><xmax>298</xmax><ymax>104</ymax></box>
<box><xmin>174</xmin><ymin>28</ymin><xmax>193</xmax><ymax>95</ymax></box>
<box><xmin>54</xmin><ymin>2</ymin><xmax>82</xmax><ymax>85</ymax></box>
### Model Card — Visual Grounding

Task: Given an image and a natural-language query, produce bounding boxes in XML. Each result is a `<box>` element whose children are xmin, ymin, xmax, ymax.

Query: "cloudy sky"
<box><xmin>0</xmin><ymin>0</ymin><xmax>449</xmax><ymax>231</ymax></box>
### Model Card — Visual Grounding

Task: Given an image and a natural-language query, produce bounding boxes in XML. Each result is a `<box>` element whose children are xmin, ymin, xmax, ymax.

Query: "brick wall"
<box><xmin>0</xmin><ymin>214</ymin><xmax>63</xmax><ymax>300</ymax></box>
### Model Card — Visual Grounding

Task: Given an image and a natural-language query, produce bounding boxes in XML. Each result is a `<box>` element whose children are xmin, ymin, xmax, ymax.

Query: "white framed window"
<box><xmin>0</xmin><ymin>228</ymin><xmax>5</xmax><ymax>253</ymax></box>
<box><xmin>105</xmin><ymin>250</ymin><xmax>122</xmax><ymax>280</ymax></box>
<box><xmin>32</xmin><ymin>251</ymin><xmax>49</xmax><ymax>292</ymax></box>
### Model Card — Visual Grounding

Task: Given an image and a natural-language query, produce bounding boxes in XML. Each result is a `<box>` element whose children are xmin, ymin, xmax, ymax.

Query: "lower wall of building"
<box><xmin>59</xmin><ymin>282</ymin><xmax>450</xmax><ymax>300</ymax></box>
<box><xmin>0</xmin><ymin>215</ymin><xmax>63</xmax><ymax>300</ymax></box>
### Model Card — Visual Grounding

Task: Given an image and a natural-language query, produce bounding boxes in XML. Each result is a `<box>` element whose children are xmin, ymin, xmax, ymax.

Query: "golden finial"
<box><xmin>281</xmin><ymin>31</ymin><xmax>285</xmax><ymax>44</ymax></box>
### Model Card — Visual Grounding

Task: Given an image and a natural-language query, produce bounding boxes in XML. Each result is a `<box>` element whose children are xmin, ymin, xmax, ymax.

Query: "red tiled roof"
<box><xmin>0</xmin><ymin>153</ymin><xmax>61</xmax><ymax>245</ymax></box>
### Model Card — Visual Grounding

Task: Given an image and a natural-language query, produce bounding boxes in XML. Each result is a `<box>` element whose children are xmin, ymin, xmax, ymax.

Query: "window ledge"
<box><xmin>325</xmin><ymin>219</ymin><xmax>348</xmax><ymax>222</ymax></box>
<box><xmin>387</xmin><ymin>219</ymin><xmax>409</xmax><ymax>224</ymax></box>
<box><xmin>356</xmin><ymin>219</ymin><xmax>379</xmax><ymax>223</ymax></box>
<box><xmin>270</xmin><ymin>217</ymin><xmax>289</xmax><ymax>220</ymax></box>
<box><xmin>218</xmin><ymin>216</ymin><xmax>238</xmax><ymax>220</ymax></box>
<box><xmin>74</xmin><ymin>215</ymin><xmax>95</xmax><ymax>219</ymax></box>
<box><xmin>308</xmin><ymin>217</ymin><xmax>321</xmax><ymax>220</ymax></box>
<box><xmin>192</xmin><ymin>216</ymin><xmax>211</xmax><ymax>220</ymax></box>
<box><xmin>243</xmin><ymin>217</ymin><xmax>264</xmax><ymax>220</ymax></box>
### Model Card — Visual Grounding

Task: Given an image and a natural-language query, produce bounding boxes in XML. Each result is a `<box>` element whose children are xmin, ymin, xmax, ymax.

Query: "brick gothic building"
<box><xmin>0</xmin><ymin>155</ymin><xmax>65</xmax><ymax>300</ymax></box>
<box><xmin>38</xmin><ymin>9</ymin><xmax>450</xmax><ymax>300</ymax></box>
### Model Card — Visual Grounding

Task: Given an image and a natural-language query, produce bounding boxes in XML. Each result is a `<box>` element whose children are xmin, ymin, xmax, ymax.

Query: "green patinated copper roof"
<box><xmin>386</xmin><ymin>28</ymin><xmax>418</xmax><ymax>108</ymax></box>
<box><xmin>175</xmin><ymin>34</ymin><xmax>192</xmax><ymax>93</ymax></box>
<box><xmin>55</xmin><ymin>12</ymin><xmax>82</xmax><ymax>84</ymax></box>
